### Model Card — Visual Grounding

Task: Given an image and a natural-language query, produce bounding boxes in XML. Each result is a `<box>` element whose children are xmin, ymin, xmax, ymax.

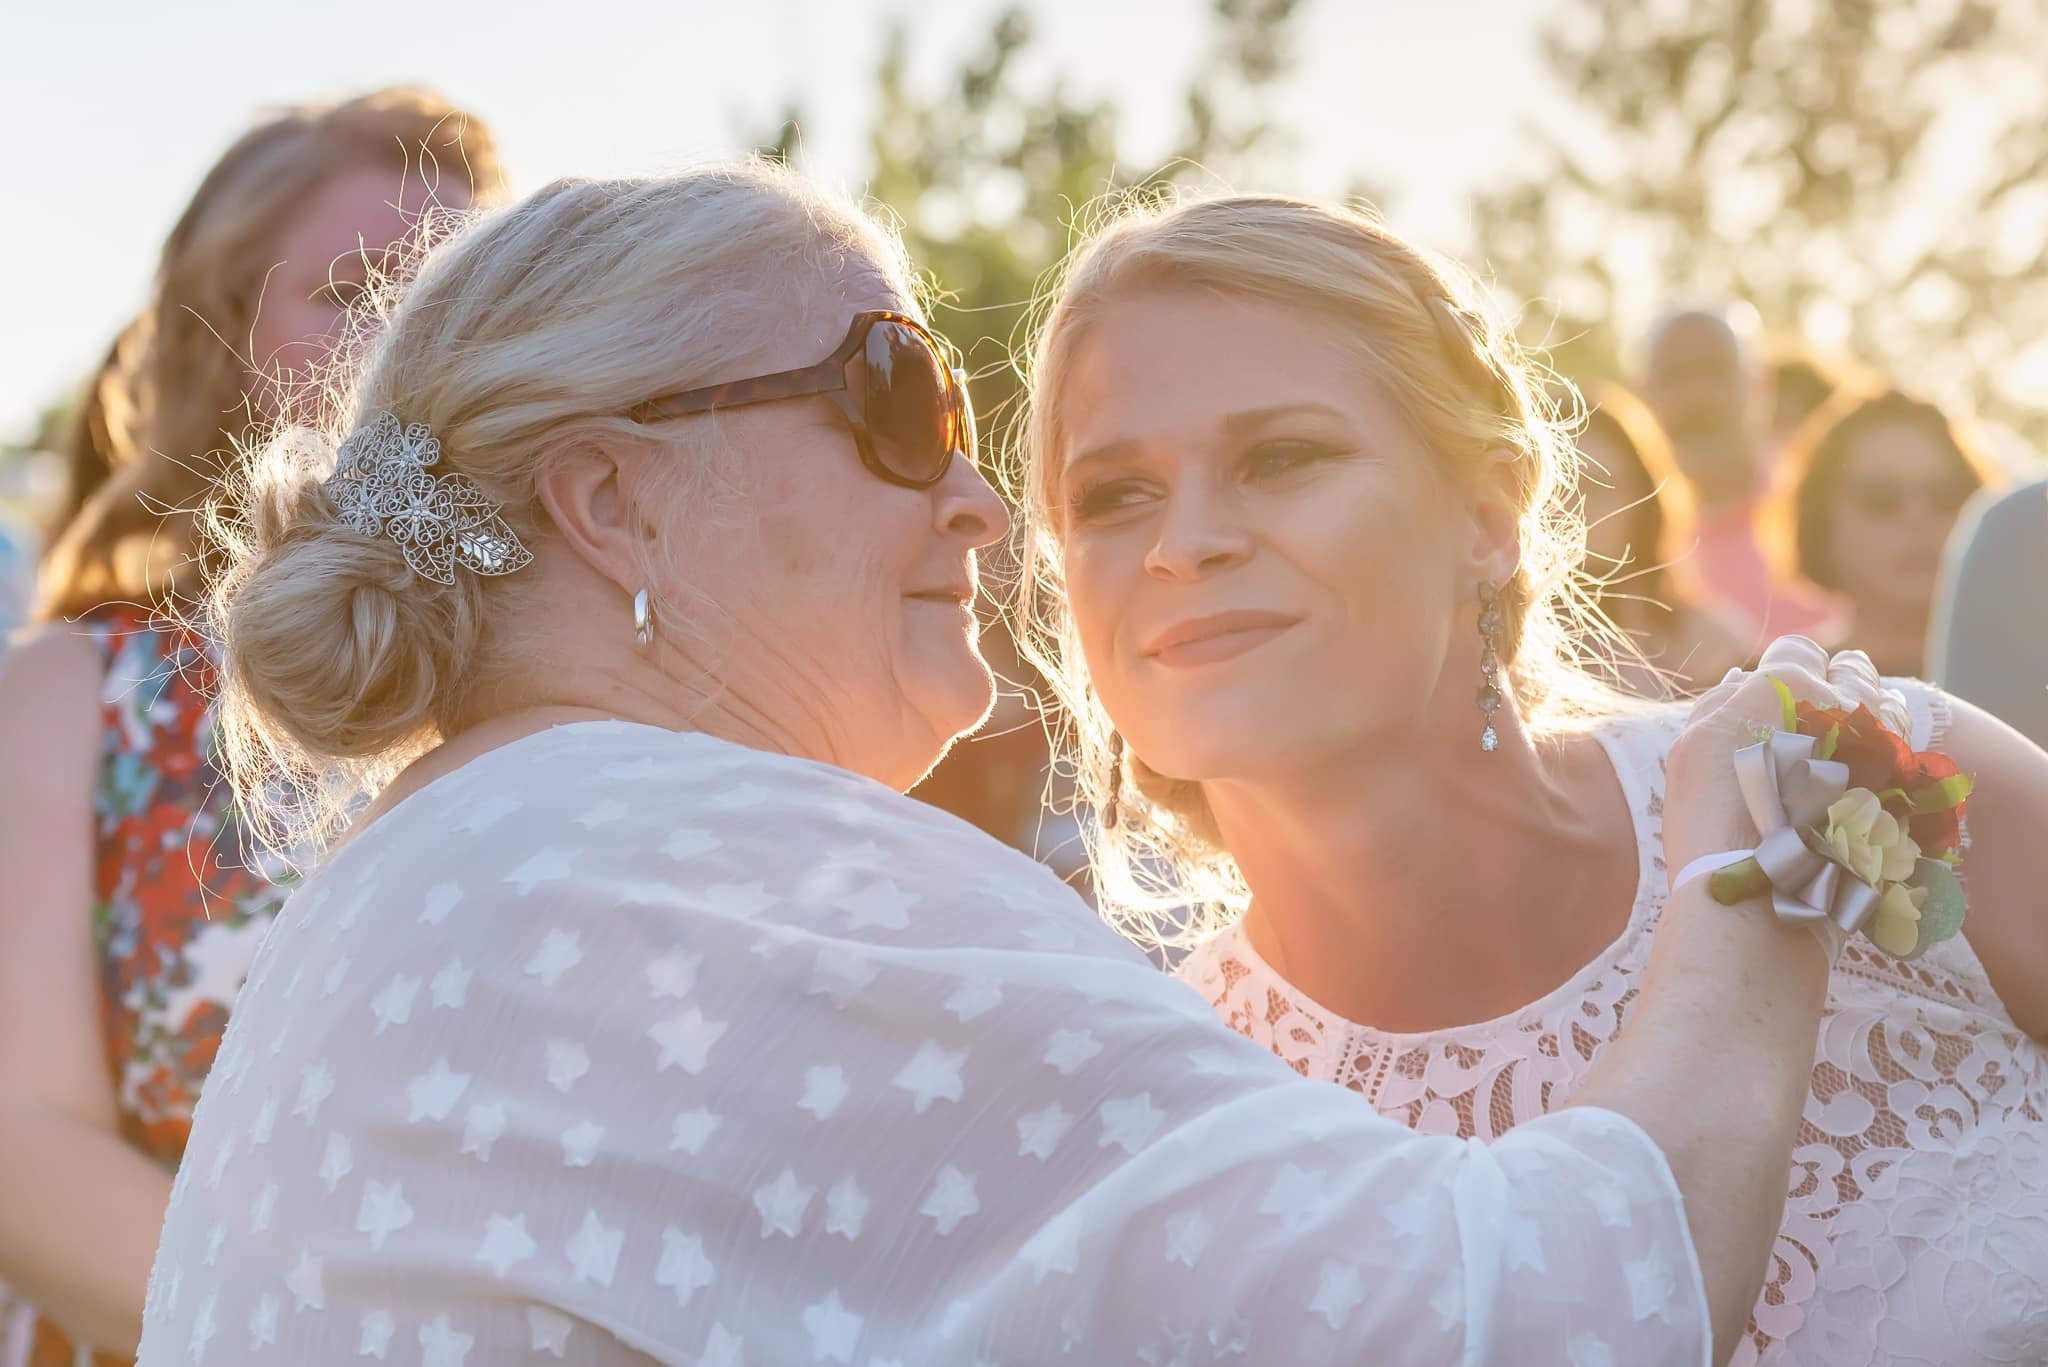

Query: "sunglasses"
<box><xmin>630</xmin><ymin>310</ymin><xmax>975</xmax><ymax>489</ymax></box>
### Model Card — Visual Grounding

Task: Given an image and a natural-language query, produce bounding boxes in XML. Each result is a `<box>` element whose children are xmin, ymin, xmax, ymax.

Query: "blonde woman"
<box><xmin>1015</xmin><ymin>195</ymin><xmax>2048</xmax><ymax>1364</ymax></box>
<box><xmin>0</xmin><ymin>90</ymin><xmax>503</xmax><ymax>1364</ymax></box>
<box><xmin>149</xmin><ymin>162</ymin><xmax>1856</xmax><ymax>1364</ymax></box>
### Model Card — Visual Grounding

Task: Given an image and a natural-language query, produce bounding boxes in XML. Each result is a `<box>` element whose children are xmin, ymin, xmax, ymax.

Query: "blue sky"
<box><xmin>0</xmin><ymin>0</ymin><xmax>1548</xmax><ymax>438</ymax></box>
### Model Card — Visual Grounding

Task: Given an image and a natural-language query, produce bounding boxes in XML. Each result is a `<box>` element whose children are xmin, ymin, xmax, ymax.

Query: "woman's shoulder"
<box><xmin>1578</xmin><ymin>696</ymin><xmax>1690</xmax><ymax>785</ymax></box>
<box><xmin>0</xmin><ymin>621</ymin><xmax>105</xmax><ymax>814</ymax></box>
<box><xmin>15</xmin><ymin>604</ymin><xmax>207</xmax><ymax>716</ymax></box>
<box><xmin>1665</xmin><ymin>606</ymin><xmax>1753</xmax><ymax>688</ymax></box>
<box><xmin>324</xmin><ymin>722</ymin><xmax>1107</xmax><ymax>956</ymax></box>
<box><xmin>1172</xmin><ymin>919</ymin><xmax>1250</xmax><ymax>993</ymax></box>
<box><xmin>0</xmin><ymin>617</ymin><xmax>108</xmax><ymax>696</ymax></box>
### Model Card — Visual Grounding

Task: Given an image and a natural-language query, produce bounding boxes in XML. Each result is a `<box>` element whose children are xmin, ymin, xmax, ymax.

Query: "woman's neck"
<box><xmin>1208</xmin><ymin>702</ymin><xmax>1641</xmax><ymax>1033</ymax></box>
<box><xmin>364</xmin><ymin>654</ymin><xmax>825</xmax><ymax>834</ymax></box>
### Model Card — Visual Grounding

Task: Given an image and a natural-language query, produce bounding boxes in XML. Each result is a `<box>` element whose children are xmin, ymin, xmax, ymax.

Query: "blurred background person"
<box><xmin>0</xmin><ymin>519</ymin><xmax>25</xmax><ymax>640</ymax></box>
<box><xmin>1640</xmin><ymin>306</ymin><xmax>1835</xmax><ymax>641</ymax></box>
<box><xmin>1575</xmin><ymin>383</ymin><xmax>1749</xmax><ymax>693</ymax></box>
<box><xmin>40</xmin><ymin>327</ymin><xmax>146</xmax><ymax>560</ymax></box>
<box><xmin>1762</xmin><ymin>388</ymin><xmax>2003</xmax><ymax>680</ymax></box>
<box><xmin>1929</xmin><ymin>476</ymin><xmax>2048</xmax><ymax>749</ymax></box>
<box><xmin>0</xmin><ymin>89</ymin><xmax>503</xmax><ymax>1365</ymax></box>
<box><xmin>1762</xmin><ymin>336</ymin><xmax>1864</xmax><ymax>463</ymax></box>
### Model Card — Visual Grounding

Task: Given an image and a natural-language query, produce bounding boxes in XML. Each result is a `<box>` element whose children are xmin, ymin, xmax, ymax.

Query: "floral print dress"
<box><xmin>29</xmin><ymin>606</ymin><xmax>291</xmax><ymax>1367</ymax></box>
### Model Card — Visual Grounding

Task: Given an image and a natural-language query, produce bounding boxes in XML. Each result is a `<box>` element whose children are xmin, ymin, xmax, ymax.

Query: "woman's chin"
<box><xmin>913</xmin><ymin>650</ymin><xmax>999</xmax><ymax>745</ymax></box>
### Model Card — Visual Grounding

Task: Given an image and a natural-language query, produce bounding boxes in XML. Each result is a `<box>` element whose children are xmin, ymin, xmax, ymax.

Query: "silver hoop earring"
<box><xmin>1476</xmin><ymin>580</ymin><xmax>1503</xmax><ymax>753</ymax></box>
<box><xmin>632</xmin><ymin>587</ymin><xmax>655</xmax><ymax>649</ymax></box>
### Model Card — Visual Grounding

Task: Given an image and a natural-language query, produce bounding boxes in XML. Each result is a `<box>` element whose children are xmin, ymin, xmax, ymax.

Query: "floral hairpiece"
<box><xmin>1688</xmin><ymin>679</ymin><xmax>1972</xmax><ymax>960</ymax></box>
<box><xmin>324</xmin><ymin>411</ymin><xmax>533</xmax><ymax>586</ymax></box>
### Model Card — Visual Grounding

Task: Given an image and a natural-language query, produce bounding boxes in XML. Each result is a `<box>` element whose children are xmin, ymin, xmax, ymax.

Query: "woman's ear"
<box><xmin>533</xmin><ymin>440</ymin><xmax>644</xmax><ymax>594</ymax></box>
<box><xmin>1465</xmin><ymin>447</ymin><xmax>1524</xmax><ymax>589</ymax></box>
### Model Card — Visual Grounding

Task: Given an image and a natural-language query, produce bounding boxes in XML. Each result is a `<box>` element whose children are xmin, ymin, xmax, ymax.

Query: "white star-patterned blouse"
<box><xmin>137</xmin><ymin>721</ymin><xmax>1712</xmax><ymax>1365</ymax></box>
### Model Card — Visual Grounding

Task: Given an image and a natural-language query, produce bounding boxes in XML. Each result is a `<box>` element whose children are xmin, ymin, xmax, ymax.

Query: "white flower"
<box><xmin>1824</xmin><ymin>789</ymin><xmax>1919</xmax><ymax>887</ymax></box>
<box><xmin>1868</xmin><ymin>882</ymin><xmax>1928</xmax><ymax>957</ymax></box>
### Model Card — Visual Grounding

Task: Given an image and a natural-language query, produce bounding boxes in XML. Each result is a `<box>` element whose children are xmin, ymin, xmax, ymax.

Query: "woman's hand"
<box><xmin>1664</xmin><ymin>637</ymin><xmax>1883</xmax><ymax>881</ymax></box>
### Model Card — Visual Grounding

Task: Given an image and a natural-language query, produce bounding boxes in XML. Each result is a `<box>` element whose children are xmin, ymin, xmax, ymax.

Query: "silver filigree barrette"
<box><xmin>324</xmin><ymin>411</ymin><xmax>533</xmax><ymax>585</ymax></box>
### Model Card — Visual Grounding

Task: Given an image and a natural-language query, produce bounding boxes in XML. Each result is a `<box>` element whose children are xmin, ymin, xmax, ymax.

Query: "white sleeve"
<box><xmin>137</xmin><ymin>729</ymin><xmax>1710</xmax><ymax>1366</ymax></box>
<box><xmin>919</xmin><ymin>1006</ymin><xmax>1713</xmax><ymax>1366</ymax></box>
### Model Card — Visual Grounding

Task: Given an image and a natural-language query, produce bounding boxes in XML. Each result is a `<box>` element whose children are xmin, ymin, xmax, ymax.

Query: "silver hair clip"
<box><xmin>324</xmin><ymin>411</ymin><xmax>533</xmax><ymax>585</ymax></box>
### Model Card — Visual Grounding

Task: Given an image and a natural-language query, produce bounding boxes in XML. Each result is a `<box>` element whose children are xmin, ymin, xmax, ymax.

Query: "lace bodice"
<box><xmin>1178</xmin><ymin>684</ymin><xmax>2048</xmax><ymax>1365</ymax></box>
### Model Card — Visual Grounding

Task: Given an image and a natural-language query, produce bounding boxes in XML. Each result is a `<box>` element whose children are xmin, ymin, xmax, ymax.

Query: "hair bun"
<box><xmin>209</xmin><ymin>426</ymin><xmax>482</xmax><ymax>819</ymax></box>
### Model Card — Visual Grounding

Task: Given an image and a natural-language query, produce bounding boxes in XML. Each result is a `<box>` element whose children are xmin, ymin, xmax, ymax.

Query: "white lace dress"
<box><xmin>1179</xmin><ymin>682</ymin><xmax>2048</xmax><ymax>1365</ymax></box>
<box><xmin>138</xmin><ymin>721</ymin><xmax>1718</xmax><ymax>1366</ymax></box>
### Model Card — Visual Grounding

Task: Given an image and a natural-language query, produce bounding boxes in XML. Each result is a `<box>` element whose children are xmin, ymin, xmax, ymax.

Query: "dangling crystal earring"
<box><xmin>632</xmin><ymin>587</ymin><xmax>655</xmax><ymax>649</ymax></box>
<box><xmin>1476</xmin><ymin>579</ymin><xmax>1503</xmax><ymax>753</ymax></box>
<box><xmin>1103</xmin><ymin>732</ymin><xmax>1125</xmax><ymax>829</ymax></box>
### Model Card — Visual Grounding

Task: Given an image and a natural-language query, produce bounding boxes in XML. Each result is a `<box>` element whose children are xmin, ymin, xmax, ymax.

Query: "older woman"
<box><xmin>143</xmin><ymin>164</ymin><xmax>1844</xmax><ymax>1366</ymax></box>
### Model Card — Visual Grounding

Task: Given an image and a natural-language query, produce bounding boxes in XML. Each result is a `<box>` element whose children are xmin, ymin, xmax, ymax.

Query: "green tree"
<box><xmin>1474</xmin><ymin>0</ymin><xmax>2048</xmax><ymax>449</ymax></box>
<box><xmin>771</xmin><ymin>0</ymin><xmax>1306</xmax><ymax>453</ymax></box>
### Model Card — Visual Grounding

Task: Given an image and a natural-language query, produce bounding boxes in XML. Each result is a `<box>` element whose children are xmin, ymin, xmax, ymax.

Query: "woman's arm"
<box><xmin>1934</xmin><ymin>693</ymin><xmax>2048</xmax><ymax>1039</ymax></box>
<box><xmin>1568</xmin><ymin>879</ymin><xmax>1827</xmax><ymax>1363</ymax></box>
<box><xmin>0</xmin><ymin>625</ymin><xmax>172</xmax><ymax>1355</ymax></box>
<box><xmin>1565</xmin><ymin>647</ymin><xmax>1843</xmax><ymax>1362</ymax></box>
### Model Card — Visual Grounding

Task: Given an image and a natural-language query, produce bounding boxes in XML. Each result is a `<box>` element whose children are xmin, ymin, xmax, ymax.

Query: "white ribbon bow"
<box><xmin>1734</xmin><ymin>732</ymin><xmax>1884</xmax><ymax>937</ymax></box>
<box><xmin>1674</xmin><ymin>731</ymin><xmax>1883</xmax><ymax>943</ymax></box>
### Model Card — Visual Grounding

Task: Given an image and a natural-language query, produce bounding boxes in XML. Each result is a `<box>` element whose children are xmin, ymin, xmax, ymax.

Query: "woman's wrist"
<box><xmin>1656</xmin><ymin>878</ymin><xmax>1832</xmax><ymax>988</ymax></box>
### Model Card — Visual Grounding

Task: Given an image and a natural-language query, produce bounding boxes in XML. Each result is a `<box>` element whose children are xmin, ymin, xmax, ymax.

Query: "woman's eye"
<box><xmin>1069</xmin><ymin>479</ymin><xmax>1154</xmax><ymax>522</ymax></box>
<box><xmin>1243</xmin><ymin>440</ymin><xmax>1336</xmax><ymax>479</ymax></box>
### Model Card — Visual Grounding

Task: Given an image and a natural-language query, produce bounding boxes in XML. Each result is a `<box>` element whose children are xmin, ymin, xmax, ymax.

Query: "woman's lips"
<box><xmin>1143</xmin><ymin>610</ymin><xmax>1301</xmax><ymax>668</ymax></box>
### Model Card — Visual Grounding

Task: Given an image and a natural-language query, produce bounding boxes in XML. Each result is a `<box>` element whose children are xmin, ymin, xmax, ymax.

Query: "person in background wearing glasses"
<box><xmin>146</xmin><ymin>161</ymin><xmax>1906</xmax><ymax>1366</ymax></box>
<box><xmin>1761</xmin><ymin>388</ymin><xmax>2005</xmax><ymax>678</ymax></box>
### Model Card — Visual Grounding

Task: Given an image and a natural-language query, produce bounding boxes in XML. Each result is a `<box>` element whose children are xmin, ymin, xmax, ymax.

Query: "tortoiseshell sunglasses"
<box><xmin>631</xmin><ymin>310</ymin><xmax>975</xmax><ymax>488</ymax></box>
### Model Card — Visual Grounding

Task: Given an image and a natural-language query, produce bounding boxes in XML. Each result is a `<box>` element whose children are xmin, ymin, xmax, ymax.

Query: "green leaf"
<box><xmin>1769</xmin><ymin>675</ymin><xmax>1797</xmax><ymax>733</ymax></box>
<box><xmin>1898</xmin><ymin>857</ymin><xmax>1968</xmax><ymax>961</ymax></box>
<box><xmin>1907</xmin><ymin>774</ymin><xmax>1975</xmax><ymax>814</ymax></box>
<box><xmin>1818</xmin><ymin>723</ymin><xmax>1840</xmax><ymax>761</ymax></box>
<box><xmin>1874</xmin><ymin>787</ymin><xmax>1908</xmax><ymax>803</ymax></box>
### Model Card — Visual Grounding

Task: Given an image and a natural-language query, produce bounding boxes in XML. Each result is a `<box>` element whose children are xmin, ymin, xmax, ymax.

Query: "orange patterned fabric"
<box><xmin>28</xmin><ymin>606</ymin><xmax>289</xmax><ymax>1366</ymax></box>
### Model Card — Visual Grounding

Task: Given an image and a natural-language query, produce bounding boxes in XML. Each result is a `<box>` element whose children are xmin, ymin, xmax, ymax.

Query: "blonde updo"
<box><xmin>209</xmin><ymin>162</ymin><xmax>916</xmax><ymax>855</ymax></box>
<box><xmin>1009</xmin><ymin>193</ymin><xmax>1642</xmax><ymax>949</ymax></box>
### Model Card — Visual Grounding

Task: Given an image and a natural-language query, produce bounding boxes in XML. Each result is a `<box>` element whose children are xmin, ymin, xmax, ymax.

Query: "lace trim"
<box><xmin>1177</xmin><ymin>687</ymin><xmax>2048</xmax><ymax>1364</ymax></box>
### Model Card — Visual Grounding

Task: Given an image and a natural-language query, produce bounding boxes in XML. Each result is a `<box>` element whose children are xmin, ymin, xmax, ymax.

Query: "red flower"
<box><xmin>1795</xmin><ymin>702</ymin><xmax>1912</xmax><ymax>796</ymax></box>
<box><xmin>1902</xmin><ymin>750</ymin><xmax>1969</xmax><ymax>855</ymax></box>
<box><xmin>1795</xmin><ymin>700</ymin><xmax>1970</xmax><ymax>856</ymax></box>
